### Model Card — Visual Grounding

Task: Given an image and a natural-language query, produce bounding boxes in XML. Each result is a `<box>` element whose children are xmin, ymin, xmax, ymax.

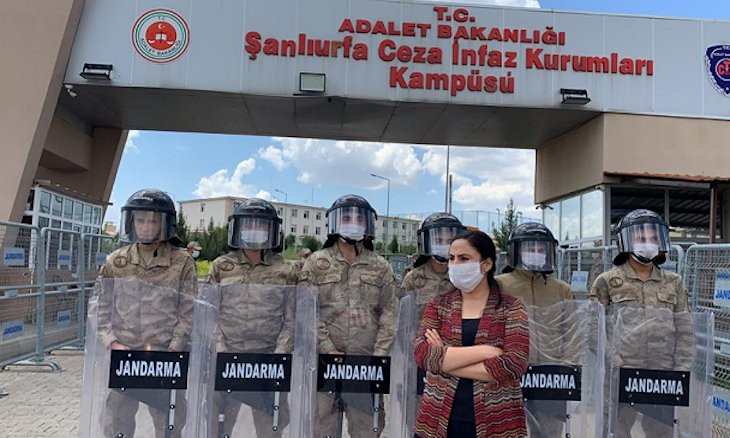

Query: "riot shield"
<box><xmin>79</xmin><ymin>277</ymin><xmax>216</xmax><ymax>438</ymax></box>
<box><xmin>607</xmin><ymin>307</ymin><xmax>713</xmax><ymax>438</ymax></box>
<box><xmin>389</xmin><ymin>291</ymin><xmax>435</xmax><ymax>437</ymax></box>
<box><xmin>523</xmin><ymin>300</ymin><xmax>606</xmax><ymax>438</ymax></box>
<box><xmin>309</xmin><ymin>285</ymin><xmax>395</xmax><ymax>438</ymax></box>
<box><xmin>185</xmin><ymin>283</ymin><xmax>317</xmax><ymax>438</ymax></box>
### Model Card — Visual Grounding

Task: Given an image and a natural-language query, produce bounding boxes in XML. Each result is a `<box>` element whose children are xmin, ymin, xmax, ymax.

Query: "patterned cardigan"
<box><xmin>413</xmin><ymin>287</ymin><xmax>529</xmax><ymax>438</ymax></box>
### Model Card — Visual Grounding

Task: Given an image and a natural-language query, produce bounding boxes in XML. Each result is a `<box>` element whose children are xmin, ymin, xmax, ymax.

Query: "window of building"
<box><xmin>581</xmin><ymin>190</ymin><xmax>603</xmax><ymax>239</ymax></box>
<box><xmin>63</xmin><ymin>199</ymin><xmax>73</xmax><ymax>219</ymax></box>
<box><xmin>277</xmin><ymin>208</ymin><xmax>283</xmax><ymax>216</ymax></box>
<box><xmin>291</xmin><ymin>209</ymin><xmax>298</xmax><ymax>218</ymax></box>
<box><xmin>392</xmin><ymin>222</ymin><xmax>397</xmax><ymax>229</ymax></box>
<box><xmin>402</xmin><ymin>223</ymin><xmax>406</xmax><ymax>230</ymax></box>
<box><xmin>83</xmin><ymin>205</ymin><xmax>92</xmax><ymax>223</ymax></box>
<box><xmin>383</xmin><ymin>220</ymin><xmax>388</xmax><ymax>228</ymax></box>
<box><xmin>200</xmin><ymin>203</ymin><xmax>205</xmax><ymax>212</ymax></box>
<box><xmin>315</xmin><ymin>226</ymin><xmax>321</xmax><ymax>235</ymax></box>
<box><xmin>200</xmin><ymin>219</ymin><xmax>205</xmax><ymax>228</ymax></box>
<box><xmin>560</xmin><ymin>196</ymin><xmax>580</xmax><ymax>242</ymax></box>
<box><xmin>303</xmin><ymin>210</ymin><xmax>309</xmax><ymax>219</ymax></box>
<box><xmin>52</xmin><ymin>195</ymin><xmax>63</xmax><ymax>217</ymax></box>
<box><xmin>316</xmin><ymin>212</ymin><xmax>321</xmax><ymax>220</ymax></box>
<box><xmin>543</xmin><ymin>202</ymin><xmax>560</xmax><ymax>239</ymax></box>
<box><xmin>74</xmin><ymin>201</ymin><xmax>83</xmax><ymax>221</ymax></box>
<box><xmin>39</xmin><ymin>191</ymin><xmax>51</xmax><ymax>214</ymax></box>
<box><xmin>303</xmin><ymin>225</ymin><xmax>309</xmax><ymax>234</ymax></box>
<box><xmin>291</xmin><ymin>225</ymin><xmax>297</xmax><ymax>233</ymax></box>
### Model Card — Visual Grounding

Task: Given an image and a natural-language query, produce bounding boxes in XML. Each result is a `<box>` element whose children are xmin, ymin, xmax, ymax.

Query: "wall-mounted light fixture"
<box><xmin>80</xmin><ymin>63</ymin><xmax>113</xmax><ymax>80</ymax></box>
<box><xmin>560</xmin><ymin>88</ymin><xmax>591</xmax><ymax>105</ymax></box>
<box><xmin>299</xmin><ymin>72</ymin><xmax>326</xmax><ymax>93</ymax></box>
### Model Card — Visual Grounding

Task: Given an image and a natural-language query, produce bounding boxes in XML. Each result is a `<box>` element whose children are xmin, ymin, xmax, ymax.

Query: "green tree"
<box><xmin>388</xmin><ymin>235</ymin><xmax>399</xmax><ymax>253</ymax></box>
<box><xmin>198</xmin><ymin>218</ymin><xmax>228</xmax><ymax>261</ymax></box>
<box><xmin>491</xmin><ymin>198</ymin><xmax>519</xmax><ymax>251</ymax></box>
<box><xmin>375</xmin><ymin>241</ymin><xmax>385</xmax><ymax>252</ymax></box>
<box><xmin>299</xmin><ymin>235</ymin><xmax>322</xmax><ymax>252</ymax></box>
<box><xmin>285</xmin><ymin>233</ymin><xmax>296</xmax><ymax>249</ymax></box>
<box><xmin>176</xmin><ymin>209</ymin><xmax>190</xmax><ymax>247</ymax></box>
<box><xmin>400</xmin><ymin>243</ymin><xmax>417</xmax><ymax>255</ymax></box>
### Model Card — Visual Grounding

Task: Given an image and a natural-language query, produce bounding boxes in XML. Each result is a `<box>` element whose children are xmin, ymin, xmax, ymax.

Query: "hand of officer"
<box><xmin>110</xmin><ymin>341</ymin><xmax>131</xmax><ymax>350</ymax></box>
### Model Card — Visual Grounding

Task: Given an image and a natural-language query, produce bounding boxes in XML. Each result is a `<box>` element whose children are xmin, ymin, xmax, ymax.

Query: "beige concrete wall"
<box><xmin>0</xmin><ymin>0</ymin><xmax>86</xmax><ymax>221</ymax></box>
<box><xmin>535</xmin><ymin>115</ymin><xmax>605</xmax><ymax>204</ymax></box>
<box><xmin>35</xmin><ymin>124</ymin><xmax>126</xmax><ymax>207</ymax></box>
<box><xmin>603</xmin><ymin>114</ymin><xmax>730</xmax><ymax>177</ymax></box>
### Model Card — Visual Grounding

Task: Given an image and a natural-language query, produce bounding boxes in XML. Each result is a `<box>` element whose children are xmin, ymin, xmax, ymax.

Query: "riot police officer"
<box><xmin>589</xmin><ymin>209</ymin><xmax>693</xmax><ymax>438</ymax></box>
<box><xmin>401</xmin><ymin>212</ymin><xmax>464</xmax><ymax>301</ymax></box>
<box><xmin>206</xmin><ymin>198</ymin><xmax>298</xmax><ymax>437</ymax></box>
<box><xmin>496</xmin><ymin>222</ymin><xmax>573</xmax><ymax>438</ymax></box>
<box><xmin>298</xmin><ymin>194</ymin><xmax>396</xmax><ymax>438</ymax></box>
<box><xmin>96</xmin><ymin>189</ymin><xmax>197</xmax><ymax>438</ymax></box>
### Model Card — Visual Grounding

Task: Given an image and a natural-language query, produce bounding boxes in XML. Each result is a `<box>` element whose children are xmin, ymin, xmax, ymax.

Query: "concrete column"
<box><xmin>0</xmin><ymin>0</ymin><xmax>86</xmax><ymax>222</ymax></box>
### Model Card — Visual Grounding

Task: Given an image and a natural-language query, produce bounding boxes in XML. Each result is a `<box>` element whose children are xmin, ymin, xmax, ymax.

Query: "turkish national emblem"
<box><xmin>132</xmin><ymin>9</ymin><xmax>190</xmax><ymax>64</ymax></box>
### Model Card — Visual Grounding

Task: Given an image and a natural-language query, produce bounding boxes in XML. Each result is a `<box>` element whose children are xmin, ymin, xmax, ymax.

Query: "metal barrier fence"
<box><xmin>0</xmin><ymin>221</ymin><xmax>121</xmax><ymax>397</ymax></box>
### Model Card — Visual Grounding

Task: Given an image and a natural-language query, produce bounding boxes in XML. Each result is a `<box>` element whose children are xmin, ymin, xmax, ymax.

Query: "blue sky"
<box><xmin>107</xmin><ymin>0</ymin><xmax>728</xmax><ymax>224</ymax></box>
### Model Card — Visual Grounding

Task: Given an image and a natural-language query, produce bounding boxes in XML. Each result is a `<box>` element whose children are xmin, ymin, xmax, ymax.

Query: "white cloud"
<box><xmin>124</xmin><ymin>130</ymin><xmax>141</xmax><ymax>154</ymax></box>
<box><xmin>193</xmin><ymin>158</ymin><xmax>271</xmax><ymax>199</ymax></box>
<box><xmin>259</xmin><ymin>137</ymin><xmax>423</xmax><ymax>188</ymax></box>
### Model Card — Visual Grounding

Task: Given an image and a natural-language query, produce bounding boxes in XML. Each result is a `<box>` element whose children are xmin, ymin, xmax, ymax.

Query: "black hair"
<box><xmin>451</xmin><ymin>230</ymin><xmax>502</xmax><ymax>305</ymax></box>
<box><xmin>413</xmin><ymin>255</ymin><xmax>431</xmax><ymax>268</ymax></box>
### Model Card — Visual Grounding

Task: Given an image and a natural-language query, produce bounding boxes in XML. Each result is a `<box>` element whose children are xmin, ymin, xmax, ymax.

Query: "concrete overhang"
<box><xmin>58</xmin><ymin>85</ymin><xmax>600</xmax><ymax>148</ymax></box>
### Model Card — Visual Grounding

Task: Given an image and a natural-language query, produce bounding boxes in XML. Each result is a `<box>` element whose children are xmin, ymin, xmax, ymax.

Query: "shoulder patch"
<box><xmin>113</xmin><ymin>256</ymin><xmax>128</xmax><ymax>268</ymax></box>
<box><xmin>220</xmin><ymin>260</ymin><xmax>235</xmax><ymax>272</ymax></box>
<box><xmin>609</xmin><ymin>277</ymin><xmax>624</xmax><ymax>288</ymax></box>
<box><xmin>316</xmin><ymin>258</ymin><xmax>331</xmax><ymax>271</ymax></box>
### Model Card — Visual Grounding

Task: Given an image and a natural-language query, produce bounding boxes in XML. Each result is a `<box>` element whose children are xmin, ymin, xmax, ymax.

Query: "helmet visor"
<box><xmin>419</xmin><ymin>226</ymin><xmax>463</xmax><ymax>258</ymax></box>
<box><xmin>516</xmin><ymin>240</ymin><xmax>556</xmax><ymax>272</ymax></box>
<box><xmin>327</xmin><ymin>206</ymin><xmax>375</xmax><ymax>239</ymax></box>
<box><xmin>618</xmin><ymin>223</ymin><xmax>670</xmax><ymax>254</ymax></box>
<box><xmin>228</xmin><ymin>217</ymin><xmax>281</xmax><ymax>250</ymax></box>
<box><xmin>119</xmin><ymin>209</ymin><xmax>173</xmax><ymax>244</ymax></box>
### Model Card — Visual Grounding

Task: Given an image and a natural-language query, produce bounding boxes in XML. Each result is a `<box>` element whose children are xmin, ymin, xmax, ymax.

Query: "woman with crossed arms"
<box><xmin>414</xmin><ymin>230</ymin><xmax>530</xmax><ymax>438</ymax></box>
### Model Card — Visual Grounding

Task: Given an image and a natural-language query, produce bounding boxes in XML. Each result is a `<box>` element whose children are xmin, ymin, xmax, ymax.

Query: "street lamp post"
<box><xmin>274</xmin><ymin>188</ymin><xmax>288</xmax><ymax>251</ymax></box>
<box><xmin>370</xmin><ymin>173</ymin><xmax>390</xmax><ymax>251</ymax></box>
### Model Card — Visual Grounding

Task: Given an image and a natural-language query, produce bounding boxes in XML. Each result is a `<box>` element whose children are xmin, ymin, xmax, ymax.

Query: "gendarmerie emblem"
<box><xmin>113</xmin><ymin>256</ymin><xmax>128</xmax><ymax>268</ymax></box>
<box><xmin>316</xmin><ymin>258</ymin><xmax>331</xmax><ymax>270</ymax></box>
<box><xmin>220</xmin><ymin>261</ymin><xmax>235</xmax><ymax>272</ymax></box>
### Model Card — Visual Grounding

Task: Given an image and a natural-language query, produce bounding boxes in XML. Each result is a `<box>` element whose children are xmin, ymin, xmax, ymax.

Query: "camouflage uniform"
<box><xmin>400</xmin><ymin>261</ymin><xmax>452</xmax><ymax>421</ymax></box>
<box><xmin>206</xmin><ymin>250</ymin><xmax>298</xmax><ymax>438</ymax></box>
<box><xmin>96</xmin><ymin>242</ymin><xmax>197</xmax><ymax>438</ymax></box>
<box><xmin>497</xmin><ymin>269</ymin><xmax>575</xmax><ymax>438</ymax></box>
<box><xmin>299</xmin><ymin>244</ymin><xmax>397</xmax><ymax>438</ymax></box>
<box><xmin>589</xmin><ymin>262</ymin><xmax>694</xmax><ymax>438</ymax></box>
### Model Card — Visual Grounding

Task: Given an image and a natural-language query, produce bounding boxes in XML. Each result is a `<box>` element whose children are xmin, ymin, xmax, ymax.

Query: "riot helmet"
<box><xmin>614</xmin><ymin>209</ymin><xmax>670</xmax><ymax>265</ymax></box>
<box><xmin>227</xmin><ymin>198</ymin><xmax>282</xmax><ymax>250</ymax></box>
<box><xmin>326</xmin><ymin>194</ymin><xmax>377</xmax><ymax>244</ymax></box>
<box><xmin>119</xmin><ymin>189</ymin><xmax>179</xmax><ymax>244</ymax></box>
<box><xmin>506</xmin><ymin>222</ymin><xmax>558</xmax><ymax>273</ymax></box>
<box><xmin>416</xmin><ymin>213</ymin><xmax>465</xmax><ymax>265</ymax></box>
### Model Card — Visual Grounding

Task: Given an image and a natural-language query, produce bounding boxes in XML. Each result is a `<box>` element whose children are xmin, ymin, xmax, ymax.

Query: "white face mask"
<box><xmin>241</xmin><ymin>229</ymin><xmax>269</xmax><ymax>245</ymax></box>
<box><xmin>339</xmin><ymin>223</ymin><xmax>366</xmax><ymax>241</ymax></box>
<box><xmin>632</xmin><ymin>243</ymin><xmax>659</xmax><ymax>261</ymax></box>
<box><xmin>448</xmin><ymin>261</ymin><xmax>485</xmax><ymax>293</ymax></box>
<box><xmin>192</xmin><ymin>250</ymin><xmax>200</xmax><ymax>259</ymax></box>
<box><xmin>520</xmin><ymin>251</ymin><xmax>547</xmax><ymax>269</ymax></box>
<box><xmin>431</xmin><ymin>244</ymin><xmax>450</xmax><ymax>259</ymax></box>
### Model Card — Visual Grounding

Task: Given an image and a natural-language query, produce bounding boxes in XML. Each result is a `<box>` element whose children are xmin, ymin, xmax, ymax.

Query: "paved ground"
<box><xmin>0</xmin><ymin>352</ymin><xmax>82</xmax><ymax>438</ymax></box>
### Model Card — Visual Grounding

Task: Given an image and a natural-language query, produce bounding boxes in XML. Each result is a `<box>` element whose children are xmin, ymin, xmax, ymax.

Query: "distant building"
<box><xmin>179</xmin><ymin>196</ymin><xmax>419</xmax><ymax>246</ymax></box>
